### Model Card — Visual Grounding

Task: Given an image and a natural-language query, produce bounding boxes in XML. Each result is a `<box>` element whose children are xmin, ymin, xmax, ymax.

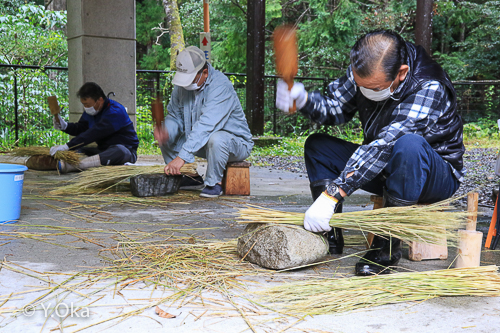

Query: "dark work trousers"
<box><xmin>304</xmin><ymin>133</ymin><xmax>460</xmax><ymax>203</ymax></box>
<box><xmin>79</xmin><ymin>144</ymin><xmax>137</xmax><ymax>166</ymax></box>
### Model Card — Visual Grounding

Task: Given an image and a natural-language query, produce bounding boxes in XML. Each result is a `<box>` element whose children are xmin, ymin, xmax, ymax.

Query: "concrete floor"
<box><xmin>0</xmin><ymin>155</ymin><xmax>499</xmax><ymax>332</ymax></box>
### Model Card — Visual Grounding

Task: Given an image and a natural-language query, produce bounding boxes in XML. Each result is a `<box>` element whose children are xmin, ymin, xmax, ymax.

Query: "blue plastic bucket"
<box><xmin>0</xmin><ymin>164</ymin><xmax>28</xmax><ymax>224</ymax></box>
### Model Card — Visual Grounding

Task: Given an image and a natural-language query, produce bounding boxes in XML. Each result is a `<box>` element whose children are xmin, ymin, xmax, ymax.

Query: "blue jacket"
<box><xmin>165</xmin><ymin>64</ymin><xmax>253</xmax><ymax>163</ymax></box>
<box><xmin>64</xmin><ymin>99</ymin><xmax>139</xmax><ymax>151</ymax></box>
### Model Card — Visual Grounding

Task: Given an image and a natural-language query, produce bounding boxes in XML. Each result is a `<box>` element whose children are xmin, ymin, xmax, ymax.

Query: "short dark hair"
<box><xmin>77</xmin><ymin>82</ymin><xmax>106</xmax><ymax>101</ymax></box>
<box><xmin>350</xmin><ymin>30</ymin><xmax>407</xmax><ymax>81</ymax></box>
<box><xmin>197</xmin><ymin>62</ymin><xmax>209</xmax><ymax>75</ymax></box>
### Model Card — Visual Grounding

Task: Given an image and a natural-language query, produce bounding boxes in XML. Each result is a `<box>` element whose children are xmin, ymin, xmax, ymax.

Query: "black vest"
<box><xmin>356</xmin><ymin>43</ymin><xmax>464</xmax><ymax>172</ymax></box>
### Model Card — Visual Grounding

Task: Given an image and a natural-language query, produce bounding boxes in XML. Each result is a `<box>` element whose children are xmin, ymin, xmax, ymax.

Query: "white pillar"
<box><xmin>67</xmin><ymin>1</ymin><xmax>136</xmax><ymax>126</ymax></box>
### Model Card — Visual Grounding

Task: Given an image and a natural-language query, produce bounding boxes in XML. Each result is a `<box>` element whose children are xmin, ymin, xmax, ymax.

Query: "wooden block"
<box><xmin>222</xmin><ymin>161</ymin><xmax>251</xmax><ymax>195</ymax></box>
<box><xmin>409</xmin><ymin>236</ymin><xmax>448</xmax><ymax>261</ymax></box>
<box><xmin>466</xmin><ymin>192</ymin><xmax>479</xmax><ymax>231</ymax></box>
<box><xmin>370</xmin><ymin>195</ymin><xmax>383</xmax><ymax>208</ymax></box>
<box><xmin>368</xmin><ymin>195</ymin><xmax>448</xmax><ymax>260</ymax></box>
<box><xmin>455</xmin><ymin>230</ymin><xmax>483</xmax><ymax>268</ymax></box>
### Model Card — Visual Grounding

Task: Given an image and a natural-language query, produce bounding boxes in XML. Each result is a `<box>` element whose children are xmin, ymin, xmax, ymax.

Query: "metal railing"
<box><xmin>1</xmin><ymin>63</ymin><xmax>499</xmax><ymax>148</ymax></box>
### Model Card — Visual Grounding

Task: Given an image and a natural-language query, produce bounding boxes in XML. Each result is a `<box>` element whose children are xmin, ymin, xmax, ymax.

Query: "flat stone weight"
<box><xmin>130</xmin><ymin>174</ymin><xmax>182</xmax><ymax>197</ymax></box>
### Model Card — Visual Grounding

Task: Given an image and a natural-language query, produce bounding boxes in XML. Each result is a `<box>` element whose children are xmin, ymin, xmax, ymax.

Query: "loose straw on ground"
<box><xmin>50</xmin><ymin>163</ymin><xmax>198</xmax><ymax>194</ymax></box>
<box><xmin>10</xmin><ymin>146</ymin><xmax>82</xmax><ymax>165</ymax></box>
<box><xmin>257</xmin><ymin>265</ymin><xmax>500</xmax><ymax>316</ymax></box>
<box><xmin>237</xmin><ymin>199</ymin><xmax>468</xmax><ymax>245</ymax></box>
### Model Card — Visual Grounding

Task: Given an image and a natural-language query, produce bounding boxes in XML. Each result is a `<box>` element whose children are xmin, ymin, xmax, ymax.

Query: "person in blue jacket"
<box><xmin>50</xmin><ymin>82</ymin><xmax>139</xmax><ymax>173</ymax></box>
<box><xmin>154</xmin><ymin>46</ymin><xmax>253</xmax><ymax>198</ymax></box>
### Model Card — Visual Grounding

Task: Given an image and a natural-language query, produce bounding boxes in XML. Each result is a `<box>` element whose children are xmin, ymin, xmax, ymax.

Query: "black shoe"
<box><xmin>179</xmin><ymin>175</ymin><xmax>204</xmax><ymax>190</ymax></box>
<box><xmin>310</xmin><ymin>179</ymin><xmax>344</xmax><ymax>255</ymax></box>
<box><xmin>355</xmin><ymin>236</ymin><xmax>402</xmax><ymax>276</ymax></box>
<box><xmin>326</xmin><ymin>228</ymin><xmax>344</xmax><ymax>254</ymax></box>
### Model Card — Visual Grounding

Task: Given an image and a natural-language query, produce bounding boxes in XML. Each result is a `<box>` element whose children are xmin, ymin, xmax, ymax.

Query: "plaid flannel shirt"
<box><xmin>300</xmin><ymin>65</ymin><xmax>464</xmax><ymax>196</ymax></box>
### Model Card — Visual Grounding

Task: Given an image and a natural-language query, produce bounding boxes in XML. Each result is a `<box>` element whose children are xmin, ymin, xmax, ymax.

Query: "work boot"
<box><xmin>355</xmin><ymin>188</ymin><xmax>417</xmax><ymax>276</ymax></box>
<box><xmin>57</xmin><ymin>154</ymin><xmax>101</xmax><ymax>174</ymax></box>
<box><xmin>310</xmin><ymin>179</ymin><xmax>344</xmax><ymax>254</ymax></box>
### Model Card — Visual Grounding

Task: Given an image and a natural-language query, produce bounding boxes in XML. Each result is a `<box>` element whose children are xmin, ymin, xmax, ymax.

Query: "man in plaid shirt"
<box><xmin>276</xmin><ymin>30</ymin><xmax>465</xmax><ymax>276</ymax></box>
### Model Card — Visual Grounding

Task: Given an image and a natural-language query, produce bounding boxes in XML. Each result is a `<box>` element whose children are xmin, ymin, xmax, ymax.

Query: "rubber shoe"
<box><xmin>200</xmin><ymin>184</ymin><xmax>223</xmax><ymax>198</ymax></box>
<box><xmin>57</xmin><ymin>160</ymin><xmax>77</xmax><ymax>174</ymax></box>
<box><xmin>179</xmin><ymin>175</ymin><xmax>204</xmax><ymax>190</ymax></box>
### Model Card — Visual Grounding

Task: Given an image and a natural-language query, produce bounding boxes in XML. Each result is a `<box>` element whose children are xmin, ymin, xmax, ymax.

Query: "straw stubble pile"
<box><xmin>238</xmin><ymin>200</ymin><xmax>468</xmax><ymax>246</ymax></box>
<box><xmin>10</xmin><ymin>146</ymin><xmax>82</xmax><ymax>165</ymax></box>
<box><xmin>257</xmin><ymin>265</ymin><xmax>500</xmax><ymax>316</ymax></box>
<box><xmin>51</xmin><ymin>163</ymin><xmax>198</xmax><ymax>194</ymax></box>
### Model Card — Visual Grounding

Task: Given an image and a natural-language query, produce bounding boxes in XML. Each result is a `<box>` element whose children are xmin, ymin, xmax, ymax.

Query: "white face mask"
<box><xmin>84</xmin><ymin>101</ymin><xmax>99</xmax><ymax>116</ymax></box>
<box><xmin>184</xmin><ymin>72</ymin><xmax>203</xmax><ymax>91</ymax></box>
<box><xmin>359</xmin><ymin>79</ymin><xmax>395</xmax><ymax>102</ymax></box>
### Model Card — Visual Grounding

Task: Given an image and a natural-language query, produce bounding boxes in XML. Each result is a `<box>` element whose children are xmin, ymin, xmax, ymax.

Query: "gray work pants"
<box><xmin>160</xmin><ymin>130</ymin><xmax>252</xmax><ymax>186</ymax></box>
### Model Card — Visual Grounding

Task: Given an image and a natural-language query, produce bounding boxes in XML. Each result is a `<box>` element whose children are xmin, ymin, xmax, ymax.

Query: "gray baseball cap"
<box><xmin>172</xmin><ymin>46</ymin><xmax>207</xmax><ymax>87</ymax></box>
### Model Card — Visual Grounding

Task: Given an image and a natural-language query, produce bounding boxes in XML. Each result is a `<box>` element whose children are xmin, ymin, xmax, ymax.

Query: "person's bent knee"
<box><xmin>206</xmin><ymin>131</ymin><xmax>229</xmax><ymax>151</ymax></box>
<box><xmin>304</xmin><ymin>133</ymin><xmax>347</xmax><ymax>156</ymax></box>
<box><xmin>304</xmin><ymin>133</ymin><xmax>329</xmax><ymax>152</ymax></box>
<box><xmin>392</xmin><ymin>134</ymin><xmax>428</xmax><ymax>157</ymax></box>
<box><xmin>393</xmin><ymin>134</ymin><xmax>426</xmax><ymax>150</ymax></box>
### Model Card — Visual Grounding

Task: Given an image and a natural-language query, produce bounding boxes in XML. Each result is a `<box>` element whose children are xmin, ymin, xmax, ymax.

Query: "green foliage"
<box><xmin>250</xmin><ymin>135</ymin><xmax>306</xmax><ymax>158</ymax></box>
<box><xmin>433</xmin><ymin>0</ymin><xmax>500</xmax><ymax>80</ymax></box>
<box><xmin>136</xmin><ymin>0</ymin><xmax>171</xmax><ymax>70</ymax></box>
<box><xmin>0</xmin><ymin>4</ymin><xmax>69</xmax><ymax>147</ymax></box>
<box><xmin>0</xmin><ymin>4</ymin><xmax>67</xmax><ymax>66</ymax></box>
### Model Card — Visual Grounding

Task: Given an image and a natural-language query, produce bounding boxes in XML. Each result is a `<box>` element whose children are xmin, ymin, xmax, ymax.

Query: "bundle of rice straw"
<box><xmin>237</xmin><ymin>200</ymin><xmax>468</xmax><ymax>245</ymax></box>
<box><xmin>257</xmin><ymin>265</ymin><xmax>500</xmax><ymax>316</ymax></box>
<box><xmin>10</xmin><ymin>146</ymin><xmax>82</xmax><ymax>165</ymax></box>
<box><xmin>51</xmin><ymin>163</ymin><xmax>198</xmax><ymax>194</ymax></box>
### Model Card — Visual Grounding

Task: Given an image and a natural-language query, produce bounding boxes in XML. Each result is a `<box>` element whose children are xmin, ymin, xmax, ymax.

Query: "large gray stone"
<box><xmin>237</xmin><ymin>223</ymin><xmax>328</xmax><ymax>270</ymax></box>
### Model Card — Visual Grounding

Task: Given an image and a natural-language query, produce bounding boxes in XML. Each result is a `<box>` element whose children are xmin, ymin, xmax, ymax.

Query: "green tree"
<box><xmin>0</xmin><ymin>4</ymin><xmax>67</xmax><ymax>66</ymax></box>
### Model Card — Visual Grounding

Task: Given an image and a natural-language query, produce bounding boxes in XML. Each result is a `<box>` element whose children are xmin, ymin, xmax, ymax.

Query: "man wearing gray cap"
<box><xmin>154</xmin><ymin>46</ymin><xmax>253</xmax><ymax>198</ymax></box>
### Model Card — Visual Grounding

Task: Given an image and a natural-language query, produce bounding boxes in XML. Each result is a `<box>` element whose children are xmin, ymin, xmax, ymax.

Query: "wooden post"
<box><xmin>466</xmin><ymin>192</ymin><xmax>479</xmax><ymax>231</ymax></box>
<box><xmin>455</xmin><ymin>230</ymin><xmax>483</xmax><ymax>268</ymax></box>
<box><xmin>455</xmin><ymin>192</ymin><xmax>482</xmax><ymax>268</ymax></box>
<box><xmin>246</xmin><ymin>0</ymin><xmax>265</xmax><ymax>135</ymax></box>
<box><xmin>415</xmin><ymin>0</ymin><xmax>434</xmax><ymax>55</ymax></box>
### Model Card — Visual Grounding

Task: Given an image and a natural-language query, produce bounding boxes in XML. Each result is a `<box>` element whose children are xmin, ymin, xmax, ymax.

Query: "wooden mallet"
<box><xmin>151</xmin><ymin>96</ymin><xmax>164</xmax><ymax>128</ymax></box>
<box><xmin>47</xmin><ymin>95</ymin><xmax>61</xmax><ymax>126</ymax></box>
<box><xmin>273</xmin><ymin>24</ymin><xmax>298</xmax><ymax>114</ymax></box>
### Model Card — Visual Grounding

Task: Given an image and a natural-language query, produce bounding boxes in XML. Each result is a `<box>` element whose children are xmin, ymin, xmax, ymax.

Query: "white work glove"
<box><xmin>276</xmin><ymin>79</ymin><xmax>308</xmax><ymax>113</ymax></box>
<box><xmin>303</xmin><ymin>193</ymin><xmax>337</xmax><ymax>233</ymax></box>
<box><xmin>50</xmin><ymin>144</ymin><xmax>69</xmax><ymax>156</ymax></box>
<box><xmin>53</xmin><ymin>115</ymin><xmax>68</xmax><ymax>131</ymax></box>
